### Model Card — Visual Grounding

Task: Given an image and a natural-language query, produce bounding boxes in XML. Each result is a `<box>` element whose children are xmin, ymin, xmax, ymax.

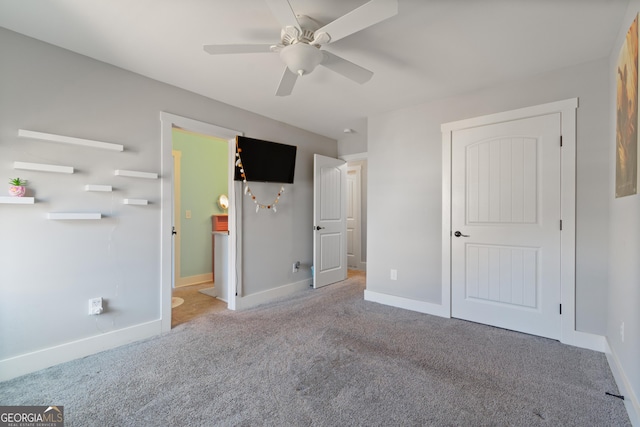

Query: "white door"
<box><xmin>346</xmin><ymin>165</ymin><xmax>362</xmax><ymax>269</ymax></box>
<box><xmin>451</xmin><ymin>113</ymin><xmax>561</xmax><ymax>339</ymax></box>
<box><xmin>313</xmin><ymin>154</ymin><xmax>347</xmax><ymax>288</ymax></box>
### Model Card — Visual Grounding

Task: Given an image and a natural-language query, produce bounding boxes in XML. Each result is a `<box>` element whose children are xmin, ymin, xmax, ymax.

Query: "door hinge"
<box><xmin>559</xmin><ymin>304</ymin><xmax>562</xmax><ymax>315</ymax></box>
<box><xmin>560</xmin><ymin>220</ymin><xmax>563</xmax><ymax>230</ymax></box>
<box><xmin>560</xmin><ymin>135</ymin><xmax>563</xmax><ymax>147</ymax></box>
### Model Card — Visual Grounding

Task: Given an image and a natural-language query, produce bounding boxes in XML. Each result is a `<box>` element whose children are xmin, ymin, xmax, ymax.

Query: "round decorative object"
<box><xmin>9</xmin><ymin>185</ymin><xmax>26</xmax><ymax>197</ymax></box>
<box><xmin>217</xmin><ymin>194</ymin><xmax>229</xmax><ymax>210</ymax></box>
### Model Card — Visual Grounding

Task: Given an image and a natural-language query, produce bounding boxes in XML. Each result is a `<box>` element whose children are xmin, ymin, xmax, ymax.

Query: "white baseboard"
<box><xmin>605</xmin><ymin>339</ymin><xmax>640</xmax><ymax>426</ymax></box>
<box><xmin>0</xmin><ymin>320</ymin><xmax>161</xmax><ymax>382</ymax></box>
<box><xmin>176</xmin><ymin>273</ymin><xmax>213</xmax><ymax>288</ymax></box>
<box><xmin>365</xmin><ymin>290</ymin><xmax>609</xmax><ymax>353</ymax></box>
<box><xmin>561</xmin><ymin>328</ymin><xmax>607</xmax><ymax>353</ymax></box>
<box><xmin>236</xmin><ymin>278</ymin><xmax>312</xmax><ymax>310</ymax></box>
<box><xmin>364</xmin><ymin>290</ymin><xmax>450</xmax><ymax>318</ymax></box>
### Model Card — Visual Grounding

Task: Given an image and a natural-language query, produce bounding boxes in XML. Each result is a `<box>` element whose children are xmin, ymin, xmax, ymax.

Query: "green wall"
<box><xmin>172</xmin><ymin>128</ymin><xmax>228</xmax><ymax>278</ymax></box>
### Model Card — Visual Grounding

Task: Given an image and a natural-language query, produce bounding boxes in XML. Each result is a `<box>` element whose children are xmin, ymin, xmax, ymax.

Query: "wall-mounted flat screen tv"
<box><xmin>234</xmin><ymin>136</ymin><xmax>297</xmax><ymax>184</ymax></box>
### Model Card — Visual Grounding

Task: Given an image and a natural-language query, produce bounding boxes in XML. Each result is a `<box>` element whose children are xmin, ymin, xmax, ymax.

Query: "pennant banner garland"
<box><xmin>236</xmin><ymin>142</ymin><xmax>285</xmax><ymax>213</ymax></box>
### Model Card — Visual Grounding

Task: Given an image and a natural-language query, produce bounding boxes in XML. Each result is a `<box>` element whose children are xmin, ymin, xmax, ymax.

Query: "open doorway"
<box><xmin>160</xmin><ymin>112</ymin><xmax>242</xmax><ymax>332</ymax></box>
<box><xmin>172</xmin><ymin>129</ymin><xmax>229</xmax><ymax>287</ymax></box>
<box><xmin>171</xmin><ymin>127</ymin><xmax>229</xmax><ymax>327</ymax></box>
<box><xmin>342</xmin><ymin>156</ymin><xmax>367</xmax><ymax>272</ymax></box>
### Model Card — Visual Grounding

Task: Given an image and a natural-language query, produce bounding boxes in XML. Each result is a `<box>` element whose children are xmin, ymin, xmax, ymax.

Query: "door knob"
<box><xmin>314</xmin><ymin>226</ymin><xmax>325</xmax><ymax>231</ymax></box>
<box><xmin>454</xmin><ymin>231</ymin><xmax>469</xmax><ymax>237</ymax></box>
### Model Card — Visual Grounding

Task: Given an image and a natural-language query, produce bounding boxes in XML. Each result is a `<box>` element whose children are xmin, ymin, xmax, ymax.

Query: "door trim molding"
<box><xmin>160</xmin><ymin>112</ymin><xmax>242</xmax><ymax>331</ymax></box>
<box><xmin>441</xmin><ymin>98</ymin><xmax>601</xmax><ymax>351</ymax></box>
<box><xmin>339</xmin><ymin>152</ymin><xmax>367</xmax><ymax>162</ymax></box>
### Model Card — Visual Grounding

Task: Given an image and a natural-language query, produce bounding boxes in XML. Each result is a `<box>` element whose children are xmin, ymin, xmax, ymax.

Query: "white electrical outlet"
<box><xmin>185</xmin><ymin>210</ymin><xmax>191</xmax><ymax>219</ymax></box>
<box><xmin>390</xmin><ymin>269</ymin><xmax>398</xmax><ymax>280</ymax></box>
<box><xmin>620</xmin><ymin>321</ymin><xmax>625</xmax><ymax>343</ymax></box>
<box><xmin>88</xmin><ymin>297</ymin><xmax>103</xmax><ymax>315</ymax></box>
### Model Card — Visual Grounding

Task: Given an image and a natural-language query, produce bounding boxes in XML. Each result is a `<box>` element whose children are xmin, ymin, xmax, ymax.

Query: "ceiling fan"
<box><xmin>203</xmin><ymin>0</ymin><xmax>398</xmax><ymax>96</ymax></box>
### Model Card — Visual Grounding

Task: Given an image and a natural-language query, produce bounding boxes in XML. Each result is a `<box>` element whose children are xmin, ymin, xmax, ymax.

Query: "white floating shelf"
<box><xmin>15</xmin><ymin>161</ymin><xmax>74</xmax><ymax>174</ymax></box>
<box><xmin>115</xmin><ymin>169</ymin><xmax>158</xmax><ymax>179</ymax></box>
<box><xmin>0</xmin><ymin>196</ymin><xmax>35</xmax><ymax>204</ymax></box>
<box><xmin>47</xmin><ymin>213</ymin><xmax>102</xmax><ymax>220</ymax></box>
<box><xmin>85</xmin><ymin>185</ymin><xmax>113</xmax><ymax>192</ymax></box>
<box><xmin>123</xmin><ymin>198</ymin><xmax>148</xmax><ymax>205</ymax></box>
<box><xmin>19</xmin><ymin>129</ymin><xmax>124</xmax><ymax>152</ymax></box>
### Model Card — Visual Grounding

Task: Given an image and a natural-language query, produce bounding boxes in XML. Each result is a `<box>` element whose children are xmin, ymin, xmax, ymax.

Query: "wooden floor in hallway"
<box><xmin>171</xmin><ymin>282</ymin><xmax>227</xmax><ymax>328</ymax></box>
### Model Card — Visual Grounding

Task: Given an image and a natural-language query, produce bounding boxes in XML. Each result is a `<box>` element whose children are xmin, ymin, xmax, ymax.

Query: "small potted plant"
<box><xmin>8</xmin><ymin>178</ymin><xmax>27</xmax><ymax>197</ymax></box>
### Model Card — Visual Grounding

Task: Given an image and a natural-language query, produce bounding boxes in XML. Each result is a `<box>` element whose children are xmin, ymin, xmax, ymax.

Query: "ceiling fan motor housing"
<box><xmin>280</xmin><ymin>15</ymin><xmax>321</xmax><ymax>46</ymax></box>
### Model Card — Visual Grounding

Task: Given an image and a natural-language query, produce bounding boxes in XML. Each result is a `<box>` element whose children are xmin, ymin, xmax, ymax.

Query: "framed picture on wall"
<box><xmin>615</xmin><ymin>14</ymin><xmax>638</xmax><ymax>198</ymax></box>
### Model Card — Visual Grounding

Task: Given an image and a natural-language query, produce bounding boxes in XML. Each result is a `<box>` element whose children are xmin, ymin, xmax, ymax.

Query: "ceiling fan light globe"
<box><xmin>280</xmin><ymin>43</ymin><xmax>323</xmax><ymax>76</ymax></box>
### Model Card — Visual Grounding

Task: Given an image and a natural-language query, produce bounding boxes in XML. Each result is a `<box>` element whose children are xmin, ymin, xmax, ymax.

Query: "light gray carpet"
<box><xmin>1</xmin><ymin>273</ymin><xmax>630</xmax><ymax>426</ymax></box>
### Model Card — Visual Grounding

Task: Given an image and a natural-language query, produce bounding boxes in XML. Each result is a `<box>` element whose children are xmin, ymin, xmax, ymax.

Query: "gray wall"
<box><xmin>367</xmin><ymin>58</ymin><xmax>610</xmax><ymax>335</ymax></box>
<box><xmin>337</xmin><ymin>117</ymin><xmax>368</xmax><ymax>157</ymax></box>
<box><xmin>0</xmin><ymin>28</ymin><xmax>335</xmax><ymax>365</ymax></box>
<box><xmin>608</xmin><ymin>2</ymin><xmax>640</xmax><ymax>419</ymax></box>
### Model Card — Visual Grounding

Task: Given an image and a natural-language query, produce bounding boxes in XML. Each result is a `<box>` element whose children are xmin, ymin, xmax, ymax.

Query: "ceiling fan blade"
<box><xmin>265</xmin><ymin>0</ymin><xmax>300</xmax><ymax>31</ymax></box>
<box><xmin>276</xmin><ymin>67</ymin><xmax>298</xmax><ymax>96</ymax></box>
<box><xmin>315</xmin><ymin>0</ymin><xmax>398</xmax><ymax>44</ymax></box>
<box><xmin>321</xmin><ymin>51</ymin><xmax>373</xmax><ymax>84</ymax></box>
<box><xmin>203</xmin><ymin>44</ymin><xmax>275</xmax><ymax>55</ymax></box>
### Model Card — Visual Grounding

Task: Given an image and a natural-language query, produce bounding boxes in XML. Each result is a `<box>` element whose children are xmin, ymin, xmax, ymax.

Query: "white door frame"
<box><xmin>160</xmin><ymin>112</ymin><xmax>242</xmax><ymax>332</ymax></box>
<box><xmin>346</xmin><ymin>164</ymin><xmax>363</xmax><ymax>270</ymax></box>
<box><xmin>442</xmin><ymin>98</ymin><xmax>602</xmax><ymax>352</ymax></box>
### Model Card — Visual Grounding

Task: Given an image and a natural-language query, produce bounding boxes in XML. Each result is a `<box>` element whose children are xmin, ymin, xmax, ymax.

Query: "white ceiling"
<box><xmin>0</xmin><ymin>0</ymin><xmax>629</xmax><ymax>140</ymax></box>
